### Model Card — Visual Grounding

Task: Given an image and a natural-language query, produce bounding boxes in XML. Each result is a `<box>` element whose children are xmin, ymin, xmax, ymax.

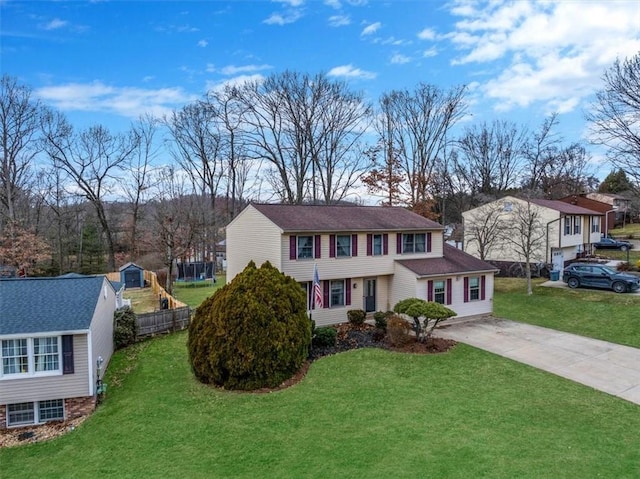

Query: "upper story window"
<box><xmin>573</xmin><ymin>216</ymin><xmax>581</xmax><ymax>234</ymax></box>
<box><xmin>2</xmin><ymin>337</ymin><xmax>60</xmax><ymax>377</ymax></box>
<box><xmin>2</xmin><ymin>339</ymin><xmax>28</xmax><ymax>375</ymax></box>
<box><xmin>336</xmin><ymin>235</ymin><xmax>351</xmax><ymax>257</ymax></box>
<box><xmin>297</xmin><ymin>236</ymin><xmax>314</xmax><ymax>259</ymax></box>
<box><xmin>367</xmin><ymin>234</ymin><xmax>388</xmax><ymax>256</ymax></box>
<box><xmin>1</xmin><ymin>336</ymin><xmax>70</xmax><ymax>379</ymax></box>
<box><xmin>402</xmin><ymin>233</ymin><xmax>426</xmax><ymax>253</ymax></box>
<box><xmin>564</xmin><ymin>216</ymin><xmax>571</xmax><ymax>235</ymax></box>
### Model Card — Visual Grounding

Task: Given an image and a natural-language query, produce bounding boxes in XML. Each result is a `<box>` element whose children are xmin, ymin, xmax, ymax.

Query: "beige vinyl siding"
<box><xmin>283</xmin><ymin>231</ymin><xmax>444</xmax><ymax>282</ymax></box>
<box><xmin>392</xmin><ymin>264</ymin><xmax>495</xmax><ymax>320</ymax></box>
<box><xmin>0</xmin><ymin>334</ymin><xmax>89</xmax><ymax>404</ymax></box>
<box><xmin>90</xmin><ymin>279</ymin><xmax>116</xmax><ymax>393</ymax></box>
<box><xmin>435</xmin><ymin>274</ymin><xmax>494</xmax><ymax>318</ymax></box>
<box><xmin>227</xmin><ymin>205</ymin><xmax>283</xmax><ymax>281</ymax></box>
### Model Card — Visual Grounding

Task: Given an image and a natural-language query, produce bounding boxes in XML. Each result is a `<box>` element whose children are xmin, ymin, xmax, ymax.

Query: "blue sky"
<box><xmin>2</xmin><ymin>0</ymin><xmax>640</xmax><ymax>178</ymax></box>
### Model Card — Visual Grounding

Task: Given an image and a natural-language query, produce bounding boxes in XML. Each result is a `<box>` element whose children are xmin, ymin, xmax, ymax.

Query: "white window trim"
<box><xmin>6</xmin><ymin>399</ymin><xmax>65</xmax><ymax>428</ymax></box>
<box><xmin>372</xmin><ymin>234</ymin><xmax>383</xmax><ymax>256</ymax></box>
<box><xmin>468</xmin><ymin>277</ymin><xmax>481</xmax><ymax>301</ymax></box>
<box><xmin>329</xmin><ymin>279</ymin><xmax>346</xmax><ymax>308</ymax></box>
<box><xmin>297</xmin><ymin>235</ymin><xmax>314</xmax><ymax>259</ymax></box>
<box><xmin>0</xmin><ymin>336</ymin><xmax>63</xmax><ymax>380</ymax></box>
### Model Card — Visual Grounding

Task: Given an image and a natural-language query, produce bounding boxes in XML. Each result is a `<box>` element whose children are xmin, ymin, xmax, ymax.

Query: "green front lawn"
<box><xmin>2</xmin><ymin>332</ymin><xmax>639</xmax><ymax>478</ymax></box>
<box><xmin>494</xmin><ymin>278</ymin><xmax>640</xmax><ymax>347</ymax></box>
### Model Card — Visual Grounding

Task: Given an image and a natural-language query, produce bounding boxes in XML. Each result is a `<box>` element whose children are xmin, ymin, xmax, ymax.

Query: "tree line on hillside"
<box><xmin>1</xmin><ymin>53</ymin><xmax>639</xmax><ymax>284</ymax></box>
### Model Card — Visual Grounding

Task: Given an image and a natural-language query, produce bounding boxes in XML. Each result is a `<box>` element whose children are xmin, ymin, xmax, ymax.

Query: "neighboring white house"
<box><xmin>462</xmin><ymin>196</ymin><xmax>603</xmax><ymax>274</ymax></box>
<box><xmin>0</xmin><ymin>275</ymin><xmax>116</xmax><ymax>429</ymax></box>
<box><xmin>227</xmin><ymin>203</ymin><xmax>498</xmax><ymax>327</ymax></box>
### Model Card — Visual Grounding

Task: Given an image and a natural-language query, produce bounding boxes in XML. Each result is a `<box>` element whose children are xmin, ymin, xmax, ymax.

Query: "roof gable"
<box><xmin>0</xmin><ymin>276</ymin><xmax>107</xmax><ymax>335</ymax></box>
<box><xmin>250</xmin><ymin>203</ymin><xmax>443</xmax><ymax>232</ymax></box>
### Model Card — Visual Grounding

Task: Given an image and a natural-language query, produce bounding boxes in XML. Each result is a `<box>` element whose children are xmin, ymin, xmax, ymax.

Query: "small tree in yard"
<box><xmin>188</xmin><ymin>261</ymin><xmax>311</xmax><ymax>391</ymax></box>
<box><xmin>393</xmin><ymin>298</ymin><xmax>456</xmax><ymax>342</ymax></box>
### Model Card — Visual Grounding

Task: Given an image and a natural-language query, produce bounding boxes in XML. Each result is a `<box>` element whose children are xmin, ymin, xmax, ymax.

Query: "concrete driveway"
<box><xmin>437</xmin><ymin>317</ymin><xmax>640</xmax><ymax>405</ymax></box>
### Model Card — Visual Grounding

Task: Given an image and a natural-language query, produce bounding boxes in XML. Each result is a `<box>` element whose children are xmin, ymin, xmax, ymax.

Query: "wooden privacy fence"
<box><xmin>144</xmin><ymin>270</ymin><xmax>188</xmax><ymax>309</ymax></box>
<box><xmin>136</xmin><ymin>306</ymin><xmax>191</xmax><ymax>337</ymax></box>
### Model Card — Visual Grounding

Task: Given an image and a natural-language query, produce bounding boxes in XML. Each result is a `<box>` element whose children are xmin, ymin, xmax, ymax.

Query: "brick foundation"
<box><xmin>65</xmin><ymin>396</ymin><xmax>96</xmax><ymax>420</ymax></box>
<box><xmin>0</xmin><ymin>404</ymin><xmax>6</xmax><ymax>430</ymax></box>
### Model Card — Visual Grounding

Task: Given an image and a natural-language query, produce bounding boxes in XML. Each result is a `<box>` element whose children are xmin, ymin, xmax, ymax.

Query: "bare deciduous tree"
<box><xmin>463</xmin><ymin>202</ymin><xmax>508</xmax><ymax>261</ymax></box>
<box><xmin>587</xmin><ymin>53</ymin><xmax>640</xmax><ymax>186</ymax></box>
<box><xmin>42</xmin><ymin>113</ymin><xmax>138</xmax><ymax>271</ymax></box>
<box><xmin>375</xmin><ymin>83</ymin><xmax>466</xmax><ymax>214</ymax></box>
<box><xmin>503</xmin><ymin>199</ymin><xmax>547</xmax><ymax>295</ymax></box>
<box><xmin>455</xmin><ymin>120</ymin><xmax>525</xmax><ymax>197</ymax></box>
<box><xmin>234</xmin><ymin>71</ymin><xmax>371</xmax><ymax>204</ymax></box>
<box><xmin>0</xmin><ymin>75</ymin><xmax>42</xmax><ymax>227</ymax></box>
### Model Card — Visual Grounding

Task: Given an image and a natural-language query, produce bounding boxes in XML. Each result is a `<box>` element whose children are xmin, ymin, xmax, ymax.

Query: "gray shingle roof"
<box><xmin>0</xmin><ymin>276</ymin><xmax>107</xmax><ymax>335</ymax></box>
<box><xmin>251</xmin><ymin>203</ymin><xmax>443</xmax><ymax>232</ymax></box>
<box><xmin>396</xmin><ymin>244</ymin><xmax>499</xmax><ymax>277</ymax></box>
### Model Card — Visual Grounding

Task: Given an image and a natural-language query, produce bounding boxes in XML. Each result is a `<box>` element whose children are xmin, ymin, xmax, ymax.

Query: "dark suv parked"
<box><xmin>562</xmin><ymin>263</ymin><xmax>640</xmax><ymax>293</ymax></box>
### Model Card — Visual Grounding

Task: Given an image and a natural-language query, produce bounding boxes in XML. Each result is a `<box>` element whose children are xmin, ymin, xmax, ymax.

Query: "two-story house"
<box><xmin>462</xmin><ymin>196</ymin><xmax>603</xmax><ymax>274</ymax></box>
<box><xmin>227</xmin><ymin>204</ymin><xmax>497</xmax><ymax>327</ymax></box>
<box><xmin>0</xmin><ymin>275</ymin><xmax>116</xmax><ymax>429</ymax></box>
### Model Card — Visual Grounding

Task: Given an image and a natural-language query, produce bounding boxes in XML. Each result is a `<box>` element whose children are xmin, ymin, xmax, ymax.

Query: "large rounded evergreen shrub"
<box><xmin>188</xmin><ymin>261</ymin><xmax>311</xmax><ymax>390</ymax></box>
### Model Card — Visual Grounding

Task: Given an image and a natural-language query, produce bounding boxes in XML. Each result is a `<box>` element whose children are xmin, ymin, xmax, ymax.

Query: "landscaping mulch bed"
<box><xmin>0</xmin><ymin>416</ymin><xmax>87</xmax><ymax>449</ymax></box>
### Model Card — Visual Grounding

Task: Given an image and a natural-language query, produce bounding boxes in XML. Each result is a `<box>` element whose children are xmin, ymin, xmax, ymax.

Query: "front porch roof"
<box><xmin>396</xmin><ymin>244</ymin><xmax>499</xmax><ymax>278</ymax></box>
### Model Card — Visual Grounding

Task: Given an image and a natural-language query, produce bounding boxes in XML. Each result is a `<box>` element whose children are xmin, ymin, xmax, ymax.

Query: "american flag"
<box><xmin>313</xmin><ymin>264</ymin><xmax>323</xmax><ymax>309</ymax></box>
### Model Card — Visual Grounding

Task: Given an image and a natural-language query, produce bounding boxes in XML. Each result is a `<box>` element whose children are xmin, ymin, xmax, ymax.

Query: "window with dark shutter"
<box><xmin>427</xmin><ymin>232</ymin><xmax>432</xmax><ymax>252</ymax></box>
<box><xmin>383</xmin><ymin>234</ymin><xmax>389</xmax><ymax>255</ymax></box>
<box><xmin>481</xmin><ymin>275</ymin><xmax>486</xmax><ymax>300</ymax></box>
<box><xmin>314</xmin><ymin>235</ymin><xmax>321</xmax><ymax>259</ymax></box>
<box><xmin>446</xmin><ymin>278</ymin><xmax>452</xmax><ymax>305</ymax></box>
<box><xmin>323</xmin><ymin>280</ymin><xmax>330</xmax><ymax>309</ymax></box>
<box><xmin>367</xmin><ymin>234</ymin><xmax>373</xmax><ymax>256</ymax></box>
<box><xmin>351</xmin><ymin>235</ymin><xmax>358</xmax><ymax>257</ymax></box>
<box><xmin>396</xmin><ymin>233</ymin><xmax>402</xmax><ymax>254</ymax></box>
<box><xmin>329</xmin><ymin>235</ymin><xmax>336</xmax><ymax>258</ymax></box>
<box><xmin>62</xmin><ymin>335</ymin><xmax>74</xmax><ymax>375</ymax></box>
<box><xmin>427</xmin><ymin>280</ymin><xmax>434</xmax><ymax>302</ymax></box>
<box><xmin>464</xmin><ymin>277</ymin><xmax>469</xmax><ymax>303</ymax></box>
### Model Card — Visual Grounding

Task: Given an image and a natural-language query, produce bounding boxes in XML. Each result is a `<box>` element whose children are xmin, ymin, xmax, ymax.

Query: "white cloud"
<box><xmin>43</xmin><ymin>18</ymin><xmax>68</xmax><ymax>30</ymax></box>
<box><xmin>220</xmin><ymin>64</ymin><xmax>272</xmax><ymax>75</ymax></box>
<box><xmin>328</xmin><ymin>15</ymin><xmax>350</xmax><ymax>27</ymax></box>
<box><xmin>324</xmin><ymin>0</ymin><xmax>341</xmax><ymax>8</ymax></box>
<box><xmin>417</xmin><ymin>27</ymin><xmax>436</xmax><ymax>40</ymax></box>
<box><xmin>423</xmin><ymin>47</ymin><xmax>438</xmax><ymax>58</ymax></box>
<box><xmin>446</xmin><ymin>0</ymin><xmax>640</xmax><ymax>114</ymax></box>
<box><xmin>361</xmin><ymin>21</ymin><xmax>381</xmax><ymax>36</ymax></box>
<box><xmin>206</xmin><ymin>74</ymin><xmax>266</xmax><ymax>92</ymax></box>
<box><xmin>390</xmin><ymin>54</ymin><xmax>411</xmax><ymax>65</ymax></box>
<box><xmin>263</xmin><ymin>10</ymin><xmax>303</xmax><ymax>25</ymax></box>
<box><xmin>35</xmin><ymin>82</ymin><xmax>195</xmax><ymax>119</ymax></box>
<box><xmin>197</xmin><ymin>39</ymin><xmax>208</xmax><ymax>47</ymax></box>
<box><xmin>273</xmin><ymin>0</ymin><xmax>304</xmax><ymax>6</ymax></box>
<box><xmin>327</xmin><ymin>64</ymin><xmax>376</xmax><ymax>80</ymax></box>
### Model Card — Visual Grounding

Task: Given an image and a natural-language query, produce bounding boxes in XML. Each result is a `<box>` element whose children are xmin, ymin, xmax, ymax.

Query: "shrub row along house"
<box><xmin>227</xmin><ymin>204</ymin><xmax>497</xmax><ymax>327</ymax></box>
<box><xmin>0</xmin><ymin>276</ymin><xmax>116</xmax><ymax>429</ymax></box>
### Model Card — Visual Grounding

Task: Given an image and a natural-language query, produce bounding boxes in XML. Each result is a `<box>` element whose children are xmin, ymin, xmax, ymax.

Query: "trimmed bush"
<box><xmin>373</xmin><ymin>310</ymin><xmax>392</xmax><ymax>331</ymax></box>
<box><xmin>113</xmin><ymin>307</ymin><xmax>138</xmax><ymax>350</ymax></box>
<box><xmin>386</xmin><ymin>315</ymin><xmax>413</xmax><ymax>347</ymax></box>
<box><xmin>347</xmin><ymin>309</ymin><xmax>366</xmax><ymax>326</ymax></box>
<box><xmin>188</xmin><ymin>261</ymin><xmax>311</xmax><ymax>391</ymax></box>
<box><xmin>313</xmin><ymin>327</ymin><xmax>337</xmax><ymax>348</ymax></box>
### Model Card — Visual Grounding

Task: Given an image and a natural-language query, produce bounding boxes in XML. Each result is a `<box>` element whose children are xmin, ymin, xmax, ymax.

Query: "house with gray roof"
<box><xmin>226</xmin><ymin>203</ymin><xmax>498</xmax><ymax>326</ymax></box>
<box><xmin>0</xmin><ymin>275</ymin><xmax>116</xmax><ymax>429</ymax></box>
<box><xmin>462</xmin><ymin>195</ymin><xmax>603</xmax><ymax>276</ymax></box>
